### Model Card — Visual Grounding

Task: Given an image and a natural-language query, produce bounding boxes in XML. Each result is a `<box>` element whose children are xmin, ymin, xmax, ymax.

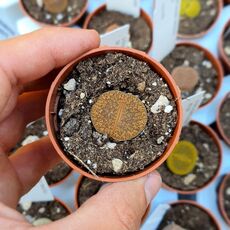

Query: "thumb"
<box><xmin>46</xmin><ymin>172</ymin><xmax>161</xmax><ymax>230</ymax></box>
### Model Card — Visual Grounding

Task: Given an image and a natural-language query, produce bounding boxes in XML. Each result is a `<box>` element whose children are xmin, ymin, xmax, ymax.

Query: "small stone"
<box><xmin>21</xmin><ymin>202</ymin><xmax>32</xmax><ymax>211</ymax></box>
<box><xmin>45</xmin><ymin>14</ymin><xmax>52</xmax><ymax>20</ymax></box>
<box><xmin>87</xmin><ymin>160</ymin><xmax>91</xmax><ymax>165</ymax></box>
<box><xmin>36</xmin><ymin>0</ymin><xmax>43</xmax><ymax>8</ymax></box>
<box><xmin>152</xmin><ymin>82</ymin><xmax>157</xmax><ymax>86</ymax></box>
<box><xmin>67</xmin><ymin>6</ymin><xmax>72</xmax><ymax>12</ymax></box>
<box><xmin>137</xmin><ymin>81</ymin><xmax>146</xmax><ymax>92</ymax></box>
<box><xmin>202</xmin><ymin>60</ymin><xmax>212</xmax><ymax>69</ymax></box>
<box><xmin>38</xmin><ymin>207</ymin><xmax>45</xmax><ymax>213</ymax></box>
<box><xmin>210</xmin><ymin>9</ymin><xmax>216</xmax><ymax>16</ymax></box>
<box><xmin>58</xmin><ymin>109</ymin><xmax>64</xmax><ymax>117</ymax></box>
<box><xmin>157</xmin><ymin>136</ymin><xmax>164</xmax><ymax>144</ymax></box>
<box><xmin>203</xmin><ymin>143</ymin><xmax>209</xmax><ymax>150</ymax></box>
<box><xmin>64</xmin><ymin>137</ymin><xmax>70</xmax><ymax>141</ymax></box>
<box><xmin>89</xmin><ymin>99</ymin><xmax>93</xmax><ymax>104</ymax></box>
<box><xmin>106</xmin><ymin>81</ymin><xmax>111</xmax><ymax>85</ymax></box>
<box><xmin>183</xmin><ymin>60</ymin><xmax>190</xmax><ymax>66</ymax></box>
<box><xmin>183</xmin><ymin>174</ymin><xmax>196</xmax><ymax>185</ymax></box>
<box><xmin>56</xmin><ymin>207</ymin><xmax>61</xmax><ymax>213</ymax></box>
<box><xmin>226</xmin><ymin>187</ymin><xmax>230</xmax><ymax>195</ymax></box>
<box><xmin>151</xmin><ymin>95</ymin><xmax>170</xmax><ymax>114</ymax></box>
<box><xmin>224</xmin><ymin>46</ymin><xmax>230</xmax><ymax>56</ymax></box>
<box><xmin>171</xmin><ymin>66</ymin><xmax>199</xmax><ymax>92</ymax></box>
<box><xmin>204</xmin><ymin>93</ymin><xmax>212</xmax><ymax>99</ymax></box>
<box><xmin>22</xmin><ymin>135</ymin><xmax>39</xmax><ymax>146</ymax></box>
<box><xmin>56</xmin><ymin>13</ymin><xmax>64</xmax><ymax>21</ymax></box>
<box><xmin>32</xmin><ymin>218</ymin><xmax>52</xmax><ymax>226</ymax></box>
<box><xmin>80</xmin><ymin>93</ymin><xmax>85</xmax><ymax>99</ymax></box>
<box><xmin>43</xmin><ymin>131</ymin><xmax>48</xmax><ymax>136</ymax></box>
<box><xmin>196</xmin><ymin>162</ymin><xmax>204</xmax><ymax>168</ymax></box>
<box><xmin>63</xmin><ymin>79</ymin><xmax>76</xmax><ymax>91</ymax></box>
<box><xmin>206</xmin><ymin>0</ymin><xmax>214</xmax><ymax>6</ymax></box>
<box><xmin>164</xmin><ymin>105</ymin><xmax>173</xmax><ymax>113</ymax></box>
<box><xmin>92</xmin><ymin>163</ymin><xmax>97</xmax><ymax>169</ymax></box>
<box><xmin>112</xmin><ymin>158</ymin><xmax>123</xmax><ymax>172</ymax></box>
<box><xmin>106</xmin><ymin>142</ymin><xmax>117</xmax><ymax>149</ymax></box>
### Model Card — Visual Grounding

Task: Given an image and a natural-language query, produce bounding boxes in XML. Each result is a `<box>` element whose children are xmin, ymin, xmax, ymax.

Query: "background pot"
<box><xmin>218</xmin><ymin>174</ymin><xmax>230</xmax><ymax>225</ymax></box>
<box><xmin>49</xmin><ymin>169</ymin><xmax>73</xmax><ymax>188</ymax></box>
<box><xmin>19</xmin><ymin>0</ymin><xmax>88</xmax><ymax>27</ymax></box>
<box><xmin>46</xmin><ymin>47</ymin><xmax>183</xmax><ymax>183</ymax></box>
<box><xmin>167</xmin><ymin>200</ymin><xmax>221</xmax><ymax>230</ymax></box>
<box><xmin>178</xmin><ymin>0</ymin><xmax>223</xmax><ymax>39</ymax></box>
<box><xmin>218</xmin><ymin>19</ymin><xmax>230</xmax><ymax>74</ymax></box>
<box><xmin>162</xmin><ymin>120</ymin><xmax>222</xmax><ymax>194</ymax></box>
<box><xmin>216</xmin><ymin>92</ymin><xmax>230</xmax><ymax>145</ymax></box>
<box><xmin>174</xmin><ymin>42</ymin><xmax>224</xmax><ymax>108</ymax></box>
<box><xmin>83</xmin><ymin>4</ymin><xmax>153</xmax><ymax>53</ymax></box>
<box><xmin>74</xmin><ymin>175</ymin><xmax>150</xmax><ymax>223</ymax></box>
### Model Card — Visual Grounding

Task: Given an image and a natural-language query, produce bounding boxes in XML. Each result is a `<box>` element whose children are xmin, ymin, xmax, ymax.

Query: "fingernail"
<box><xmin>144</xmin><ymin>171</ymin><xmax>162</xmax><ymax>204</ymax></box>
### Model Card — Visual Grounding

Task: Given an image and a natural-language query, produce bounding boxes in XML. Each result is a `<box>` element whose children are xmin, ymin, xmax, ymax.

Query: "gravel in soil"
<box><xmin>157</xmin><ymin>203</ymin><xmax>218</xmax><ymax>230</ymax></box>
<box><xmin>223</xmin><ymin>25</ymin><xmax>230</xmax><ymax>60</ymax></box>
<box><xmin>77</xmin><ymin>177</ymin><xmax>104</xmax><ymax>206</ymax></box>
<box><xmin>17</xmin><ymin>200</ymin><xmax>70</xmax><ymax>224</ymax></box>
<box><xmin>56</xmin><ymin>52</ymin><xmax>178</xmax><ymax>176</ymax></box>
<box><xmin>161</xmin><ymin>45</ymin><xmax>218</xmax><ymax>105</ymax></box>
<box><xmin>158</xmin><ymin>123</ymin><xmax>220</xmax><ymax>191</ymax></box>
<box><xmin>179</xmin><ymin>0</ymin><xmax>219</xmax><ymax>36</ymax></box>
<box><xmin>21</xmin><ymin>0</ymin><xmax>87</xmax><ymax>25</ymax></box>
<box><xmin>219</xmin><ymin>93</ymin><xmax>230</xmax><ymax>140</ymax></box>
<box><xmin>222</xmin><ymin>176</ymin><xmax>230</xmax><ymax>220</ymax></box>
<box><xmin>87</xmin><ymin>9</ymin><xmax>152</xmax><ymax>52</ymax></box>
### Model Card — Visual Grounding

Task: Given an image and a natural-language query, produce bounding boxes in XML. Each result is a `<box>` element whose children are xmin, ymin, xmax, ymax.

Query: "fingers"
<box><xmin>0</xmin><ymin>90</ymin><xmax>48</xmax><ymax>152</ymax></box>
<box><xmin>10</xmin><ymin>137</ymin><xmax>61</xmax><ymax>197</ymax></box>
<box><xmin>47</xmin><ymin>173</ymin><xmax>162</xmax><ymax>230</ymax></box>
<box><xmin>0</xmin><ymin>28</ymin><xmax>100</xmax><ymax>85</ymax></box>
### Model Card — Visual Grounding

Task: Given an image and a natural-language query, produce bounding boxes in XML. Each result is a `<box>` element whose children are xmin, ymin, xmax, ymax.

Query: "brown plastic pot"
<box><xmin>46</xmin><ymin>47</ymin><xmax>183</xmax><ymax>183</ymax></box>
<box><xmin>74</xmin><ymin>175</ymin><xmax>150</xmax><ymax>223</ymax></box>
<box><xmin>19</xmin><ymin>0</ymin><xmax>88</xmax><ymax>27</ymax></box>
<box><xmin>49</xmin><ymin>168</ymin><xmax>73</xmax><ymax>188</ymax></box>
<box><xmin>178</xmin><ymin>0</ymin><xmax>223</xmax><ymax>39</ymax></box>
<box><xmin>218</xmin><ymin>174</ymin><xmax>230</xmax><ymax>225</ymax></box>
<box><xmin>83</xmin><ymin>4</ymin><xmax>153</xmax><ymax>53</ymax></box>
<box><xmin>175</xmin><ymin>42</ymin><xmax>224</xmax><ymax>108</ymax></box>
<box><xmin>162</xmin><ymin>120</ymin><xmax>222</xmax><ymax>194</ymax></box>
<box><xmin>218</xmin><ymin>19</ymin><xmax>230</xmax><ymax>74</ymax></box>
<box><xmin>216</xmin><ymin>92</ymin><xmax>230</xmax><ymax>145</ymax></box>
<box><xmin>166</xmin><ymin>200</ymin><xmax>221</xmax><ymax>230</ymax></box>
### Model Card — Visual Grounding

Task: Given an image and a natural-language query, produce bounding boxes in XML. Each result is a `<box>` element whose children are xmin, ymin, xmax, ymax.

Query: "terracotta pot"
<box><xmin>74</xmin><ymin>175</ymin><xmax>150</xmax><ymax>223</ymax></box>
<box><xmin>218</xmin><ymin>19</ymin><xmax>230</xmax><ymax>74</ymax></box>
<box><xmin>162</xmin><ymin>120</ymin><xmax>222</xmax><ymax>194</ymax></box>
<box><xmin>46</xmin><ymin>47</ymin><xmax>183</xmax><ymax>183</ymax></box>
<box><xmin>49</xmin><ymin>169</ymin><xmax>73</xmax><ymax>188</ymax></box>
<box><xmin>218</xmin><ymin>174</ymin><xmax>230</xmax><ymax>225</ymax></box>
<box><xmin>216</xmin><ymin>92</ymin><xmax>230</xmax><ymax>145</ymax></box>
<box><xmin>54</xmin><ymin>197</ymin><xmax>72</xmax><ymax>214</ymax></box>
<box><xmin>174</xmin><ymin>42</ymin><xmax>224</xmax><ymax>108</ymax></box>
<box><xmin>178</xmin><ymin>0</ymin><xmax>223</xmax><ymax>39</ymax></box>
<box><xmin>19</xmin><ymin>0</ymin><xmax>88</xmax><ymax>27</ymax></box>
<box><xmin>165</xmin><ymin>200</ymin><xmax>221</xmax><ymax>230</ymax></box>
<box><xmin>83</xmin><ymin>4</ymin><xmax>153</xmax><ymax>53</ymax></box>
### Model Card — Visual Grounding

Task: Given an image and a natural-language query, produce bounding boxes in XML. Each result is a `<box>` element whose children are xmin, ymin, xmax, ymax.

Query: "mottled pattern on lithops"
<box><xmin>44</xmin><ymin>0</ymin><xmax>68</xmax><ymax>14</ymax></box>
<box><xmin>91</xmin><ymin>90</ymin><xmax>147</xmax><ymax>142</ymax></box>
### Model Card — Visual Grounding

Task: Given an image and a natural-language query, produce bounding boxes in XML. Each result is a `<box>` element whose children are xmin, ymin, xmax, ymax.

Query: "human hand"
<box><xmin>0</xmin><ymin>28</ymin><xmax>161</xmax><ymax>230</ymax></box>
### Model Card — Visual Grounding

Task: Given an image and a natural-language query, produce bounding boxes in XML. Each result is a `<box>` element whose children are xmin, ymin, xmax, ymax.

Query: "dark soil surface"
<box><xmin>222</xmin><ymin>176</ymin><xmax>230</xmax><ymax>220</ymax></box>
<box><xmin>87</xmin><ymin>9</ymin><xmax>152</xmax><ymax>52</ymax></box>
<box><xmin>219</xmin><ymin>93</ymin><xmax>230</xmax><ymax>140</ymax></box>
<box><xmin>17</xmin><ymin>200</ymin><xmax>70</xmax><ymax>224</ymax></box>
<box><xmin>13</xmin><ymin>118</ymin><xmax>72</xmax><ymax>185</ymax></box>
<box><xmin>56</xmin><ymin>52</ymin><xmax>178</xmax><ymax>176</ymax></box>
<box><xmin>157</xmin><ymin>203</ymin><xmax>218</xmax><ymax>230</ymax></box>
<box><xmin>161</xmin><ymin>45</ymin><xmax>218</xmax><ymax>106</ymax></box>
<box><xmin>21</xmin><ymin>0</ymin><xmax>87</xmax><ymax>25</ymax></box>
<box><xmin>223</xmin><ymin>25</ymin><xmax>230</xmax><ymax>60</ymax></box>
<box><xmin>179</xmin><ymin>0</ymin><xmax>219</xmax><ymax>35</ymax></box>
<box><xmin>77</xmin><ymin>177</ymin><xmax>104</xmax><ymax>206</ymax></box>
<box><xmin>158</xmin><ymin>123</ymin><xmax>220</xmax><ymax>191</ymax></box>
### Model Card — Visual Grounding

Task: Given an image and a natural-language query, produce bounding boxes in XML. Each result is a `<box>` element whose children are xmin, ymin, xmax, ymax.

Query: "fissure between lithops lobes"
<box><xmin>57</xmin><ymin>52</ymin><xmax>178</xmax><ymax>175</ymax></box>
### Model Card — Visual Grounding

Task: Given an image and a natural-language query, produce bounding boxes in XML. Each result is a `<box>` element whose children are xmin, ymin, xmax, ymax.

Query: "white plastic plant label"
<box><xmin>106</xmin><ymin>0</ymin><xmax>140</xmax><ymax>18</ymax></box>
<box><xmin>182</xmin><ymin>91</ymin><xmax>205</xmax><ymax>126</ymax></box>
<box><xmin>152</xmin><ymin>0</ymin><xmax>181</xmax><ymax>61</ymax></box>
<box><xmin>19</xmin><ymin>177</ymin><xmax>54</xmax><ymax>203</ymax></box>
<box><xmin>100</xmin><ymin>24</ymin><xmax>131</xmax><ymax>48</ymax></box>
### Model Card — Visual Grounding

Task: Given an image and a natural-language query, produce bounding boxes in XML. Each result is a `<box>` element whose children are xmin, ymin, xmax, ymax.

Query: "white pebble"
<box><xmin>89</xmin><ymin>99</ymin><xmax>93</xmax><ymax>104</ymax></box>
<box><xmin>151</xmin><ymin>95</ymin><xmax>170</xmax><ymax>114</ymax></box>
<box><xmin>107</xmin><ymin>81</ymin><xmax>111</xmax><ymax>85</ymax></box>
<box><xmin>67</xmin><ymin>6</ymin><xmax>72</xmax><ymax>12</ymax></box>
<box><xmin>206</xmin><ymin>0</ymin><xmax>214</xmax><ymax>6</ymax></box>
<box><xmin>204</xmin><ymin>93</ymin><xmax>212</xmax><ymax>99</ymax></box>
<box><xmin>210</xmin><ymin>9</ymin><xmax>216</xmax><ymax>16</ymax></box>
<box><xmin>106</xmin><ymin>142</ymin><xmax>117</xmax><ymax>149</ymax></box>
<box><xmin>112</xmin><ymin>158</ymin><xmax>123</xmax><ymax>172</ymax></box>
<box><xmin>38</xmin><ymin>207</ymin><xmax>45</xmax><ymax>213</ymax></box>
<box><xmin>80</xmin><ymin>93</ymin><xmax>85</xmax><ymax>99</ymax></box>
<box><xmin>164</xmin><ymin>105</ymin><xmax>173</xmax><ymax>113</ymax></box>
<box><xmin>43</xmin><ymin>130</ymin><xmax>48</xmax><ymax>136</ymax></box>
<box><xmin>21</xmin><ymin>202</ymin><xmax>32</xmax><ymax>211</ymax></box>
<box><xmin>152</xmin><ymin>82</ymin><xmax>157</xmax><ymax>86</ymax></box>
<box><xmin>183</xmin><ymin>174</ymin><xmax>196</xmax><ymax>185</ymax></box>
<box><xmin>32</xmin><ymin>218</ymin><xmax>52</xmax><ymax>226</ymax></box>
<box><xmin>56</xmin><ymin>14</ymin><xmax>64</xmax><ymax>21</ymax></box>
<box><xmin>36</xmin><ymin>0</ymin><xmax>43</xmax><ymax>8</ymax></box>
<box><xmin>56</xmin><ymin>207</ymin><xmax>61</xmax><ymax>213</ymax></box>
<box><xmin>157</xmin><ymin>136</ymin><xmax>164</xmax><ymax>144</ymax></box>
<box><xmin>87</xmin><ymin>160</ymin><xmax>91</xmax><ymax>165</ymax></box>
<box><xmin>22</xmin><ymin>135</ymin><xmax>39</xmax><ymax>146</ymax></box>
<box><xmin>183</xmin><ymin>60</ymin><xmax>190</xmax><ymax>66</ymax></box>
<box><xmin>203</xmin><ymin>143</ymin><xmax>209</xmax><ymax>150</ymax></box>
<box><xmin>224</xmin><ymin>46</ymin><xmax>230</xmax><ymax>56</ymax></box>
<box><xmin>202</xmin><ymin>60</ymin><xmax>212</xmax><ymax>69</ymax></box>
<box><xmin>226</xmin><ymin>187</ymin><xmax>230</xmax><ymax>195</ymax></box>
<box><xmin>63</xmin><ymin>79</ymin><xmax>77</xmax><ymax>91</ymax></box>
<box><xmin>58</xmin><ymin>109</ymin><xmax>64</xmax><ymax>117</ymax></box>
<box><xmin>92</xmin><ymin>163</ymin><xmax>97</xmax><ymax>169</ymax></box>
<box><xmin>64</xmin><ymin>137</ymin><xmax>70</xmax><ymax>141</ymax></box>
<box><xmin>45</xmin><ymin>14</ymin><xmax>52</xmax><ymax>20</ymax></box>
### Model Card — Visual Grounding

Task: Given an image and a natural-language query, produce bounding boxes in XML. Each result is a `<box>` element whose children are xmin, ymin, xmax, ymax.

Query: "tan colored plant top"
<box><xmin>91</xmin><ymin>90</ymin><xmax>147</xmax><ymax>142</ymax></box>
<box><xmin>105</xmin><ymin>23</ymin><xmax>120</xmax><ymax>33</ymax></box>
<box><xmin>44</xmin><ymin>0</ymin><xmax>68</xmax><ymax>14</ymax></box>
<box><xmin>171</xmin><ymin>66</ymin><xmax>199</xmax><ymax>92</ymax></box>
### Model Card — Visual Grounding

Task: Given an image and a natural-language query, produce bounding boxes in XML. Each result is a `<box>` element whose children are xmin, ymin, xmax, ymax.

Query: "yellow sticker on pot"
<box><xmin>166</xmin><ymin>140</ymin><xmax>198</xmax><ymax>176</ymax></box>
<box><xmin>180</xmin><ymin>0</ymin><xmax>201</xmax><ymax>19</ymax></box>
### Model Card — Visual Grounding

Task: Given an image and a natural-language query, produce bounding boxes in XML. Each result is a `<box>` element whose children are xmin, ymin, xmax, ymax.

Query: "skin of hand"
<box><xmin>0</xmin><ymin>27</ymin><xmax>162</xmax><ymax>230</ymax></box>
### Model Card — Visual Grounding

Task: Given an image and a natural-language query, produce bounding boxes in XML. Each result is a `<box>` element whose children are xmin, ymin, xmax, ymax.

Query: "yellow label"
<box><xmin>180</xmin><ymin>0</ymin><xmax>201</xmax><ymax>19</ymax></box>
<box><xmin>166</xmin><ymin>140</ymin><xmax>198</xmax><ymax>176</ymax></box>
